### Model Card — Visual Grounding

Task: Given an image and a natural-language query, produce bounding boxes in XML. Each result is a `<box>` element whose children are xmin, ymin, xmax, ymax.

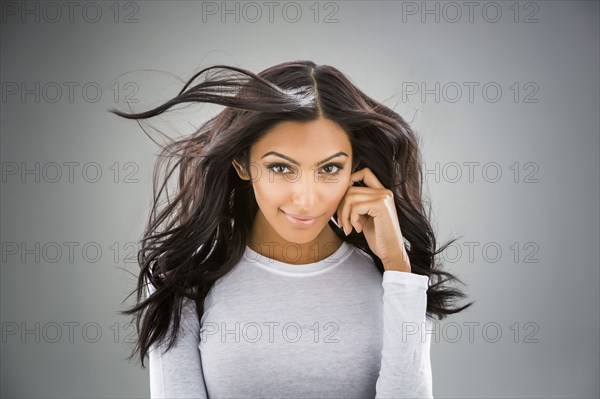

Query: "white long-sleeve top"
<box><xmin>148</xmin><ymin>240</ymin><xmax>434</xmax><ymax>398</ymax></box>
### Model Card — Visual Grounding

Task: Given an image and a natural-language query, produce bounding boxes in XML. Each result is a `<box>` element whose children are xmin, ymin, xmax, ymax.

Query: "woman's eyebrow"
<box><xmin>261</xmin><ymin>151</ymin><xmax>348</xmax><ymax>166</ymax></box>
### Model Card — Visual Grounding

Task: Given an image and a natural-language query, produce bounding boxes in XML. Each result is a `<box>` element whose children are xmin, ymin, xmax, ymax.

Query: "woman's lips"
<box><xmin>281</xmin><ymin>210</ymin><xmax>320</xmax><ymax>226</ymax></box>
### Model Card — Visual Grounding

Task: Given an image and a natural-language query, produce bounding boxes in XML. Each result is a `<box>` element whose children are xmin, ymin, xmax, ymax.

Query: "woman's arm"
<box><xmin>146</xmin><ymin>286</ymin><xmax>209</xmax><ymax>398</ymax></box>
<box><xmin>375</xmin><ymin>271</ymin><xmax>434</xmax><ymax>399</ymax></box>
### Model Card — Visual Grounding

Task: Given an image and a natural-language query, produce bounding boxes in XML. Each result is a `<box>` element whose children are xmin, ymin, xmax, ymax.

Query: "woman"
<box><xmin>110</xmin><ymin>60</ymin><xmax>473</xmax><ymax>398</ymax></box>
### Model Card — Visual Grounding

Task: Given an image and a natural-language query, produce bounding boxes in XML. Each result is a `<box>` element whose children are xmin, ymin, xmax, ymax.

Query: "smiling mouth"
<box><xmin>282</xmin><ymin>211</ymin><xmax>319</xmax><ymax>221</ymax></box>
<box><xmin>281</xmin><ymin>210</ymin><xmax>321</xmax><ymax>225</ymax></box>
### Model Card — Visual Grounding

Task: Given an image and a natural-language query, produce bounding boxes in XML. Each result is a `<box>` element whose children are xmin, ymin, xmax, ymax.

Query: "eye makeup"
<box><xmin>265</xmin><ymin>162</ymin><xmax>345</xmax><ymax>176</ymax></box>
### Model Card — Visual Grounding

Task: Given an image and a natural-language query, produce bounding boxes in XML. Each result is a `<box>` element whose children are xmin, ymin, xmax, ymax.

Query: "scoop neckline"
<box><xmin>243</xmin><ymin>240</ymin><xmax>353</xmax><ymax>276</ymax></box>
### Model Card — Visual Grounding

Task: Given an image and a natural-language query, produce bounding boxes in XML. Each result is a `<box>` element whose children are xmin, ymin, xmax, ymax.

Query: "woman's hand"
<box><xmin>335</xmin><ymin>167</ymin><xmax>411</xmax><ymax>273</ymax></box>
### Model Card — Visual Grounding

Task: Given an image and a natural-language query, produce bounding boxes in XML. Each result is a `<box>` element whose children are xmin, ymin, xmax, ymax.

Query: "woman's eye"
<box><xmin>321</xmin><ymin>164</ymin><xmax>342</xmax><ymax>174</ymax></box>
<box><xmin>268</xmin><ymin>164</ymin><xmax>291</xmax><ymax>174</ymax></box>
<box><xmin>266</xmin><ymin>163</ymin><xmax>344</xmax><ymax>175</ymax></box>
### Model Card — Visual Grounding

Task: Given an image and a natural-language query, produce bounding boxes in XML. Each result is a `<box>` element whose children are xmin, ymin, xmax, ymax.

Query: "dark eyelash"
<box><xmin>322</xmin><ymin>163</ymin><xmax>344</xmax><ymax>174</ymax></box>
<box><xmin>266</xmin><ymin>162</ymin><xmax>344</xmax><ymax>175</ymax></box>
<box><xmin>265</xmin><ymin>163</ymin><xmax>289</xmax><ymax>174</ymax></box>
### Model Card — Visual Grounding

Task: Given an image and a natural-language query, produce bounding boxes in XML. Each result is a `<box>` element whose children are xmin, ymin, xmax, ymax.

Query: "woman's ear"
<box><xmin>231</xmin><ymin>159</ymin><xmax>250</xmax><ymax>181</ymax></box>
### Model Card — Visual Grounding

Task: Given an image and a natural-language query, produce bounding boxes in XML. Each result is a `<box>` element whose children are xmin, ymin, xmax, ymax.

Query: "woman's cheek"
<box><xmin>252</xmin><ymin>173</ymin><xmax>287</xmax><ymax>201</ymax></box>
<box><xmin>316</xmin><ymin>179</ymin><xmax>347</xmax><ymax>211</ymax></box>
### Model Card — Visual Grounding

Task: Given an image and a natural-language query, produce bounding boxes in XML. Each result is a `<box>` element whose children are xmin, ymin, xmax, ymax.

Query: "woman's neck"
<box><xmin>247</xmin><ymin>225</ymin><xmax>344</xmax><ymax>265</ymax></box>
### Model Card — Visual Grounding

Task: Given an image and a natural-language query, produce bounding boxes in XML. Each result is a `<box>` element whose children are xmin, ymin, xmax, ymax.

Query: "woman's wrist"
<box><xmin>382</xmin><ymin>250</ymin><xmax>412</xmax><ymax>273</ymax></box>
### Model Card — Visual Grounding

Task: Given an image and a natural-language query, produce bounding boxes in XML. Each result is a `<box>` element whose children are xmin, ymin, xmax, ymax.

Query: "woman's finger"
<box><xmin>350</xmin><ymin>206</ymin><xmax>369</xmax><ymax>234</ymax></box>
<box><xmin>349</xmin><ymin>198</ymin><xmax>388</xmax><ymax>238</ymax></box>
<box><xmin>350</xmin><ymin>167</ymin><xmax>385</xmax><ymax>189</ymax></box>
<box><xmin>338</xmin><ymin>190</ymin><xmax>366</xmax><ymax>234</ymax></box>
<box><xmin>339</xmin><ymin>189</ymin><xmax>389</xmax><ymax>235</ymax></box>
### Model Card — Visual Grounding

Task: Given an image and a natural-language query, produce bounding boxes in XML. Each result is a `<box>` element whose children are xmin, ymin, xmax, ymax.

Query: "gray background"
<box><xmin>1</xmin><ymin>1</ymin><xmax>598</xmax><ymax>398</ymax></box>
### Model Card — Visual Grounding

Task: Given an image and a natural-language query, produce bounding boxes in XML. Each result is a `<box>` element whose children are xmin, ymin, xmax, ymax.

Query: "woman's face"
<box><xmin>232</xmin><ymin>118</ymin><xmax>354</xmax><ymax>245</ymax></box>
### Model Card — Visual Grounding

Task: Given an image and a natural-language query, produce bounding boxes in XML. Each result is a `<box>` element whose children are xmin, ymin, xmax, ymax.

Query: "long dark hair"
<box><xmin>109</xmin><ymin>60</ymin><xmax>474</xmax><ymax>368</ymax></box>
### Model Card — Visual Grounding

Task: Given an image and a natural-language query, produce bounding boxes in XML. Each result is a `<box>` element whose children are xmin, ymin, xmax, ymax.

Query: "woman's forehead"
<box><xmin>252</xmin><ymin>119</ymin><xmax>351</xmax><ymax>152</ymax></box>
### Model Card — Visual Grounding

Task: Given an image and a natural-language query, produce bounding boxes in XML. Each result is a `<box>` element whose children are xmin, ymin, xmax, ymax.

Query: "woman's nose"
<box><xmin>291</xmin><ymin>171</ymin><xmax>318</xmax><ymax>209</ymax></box>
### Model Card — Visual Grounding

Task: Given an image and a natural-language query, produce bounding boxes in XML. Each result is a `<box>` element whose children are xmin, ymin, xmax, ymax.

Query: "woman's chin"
<box><xmin>279</xmin><ymin>233</ymin><xmax>319</xmax><ymax>245</ymax></box>
<box><xmin>276</xmin><ymin>226</ymin><xmax>324</xmax><ymax>245</ymax></box>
